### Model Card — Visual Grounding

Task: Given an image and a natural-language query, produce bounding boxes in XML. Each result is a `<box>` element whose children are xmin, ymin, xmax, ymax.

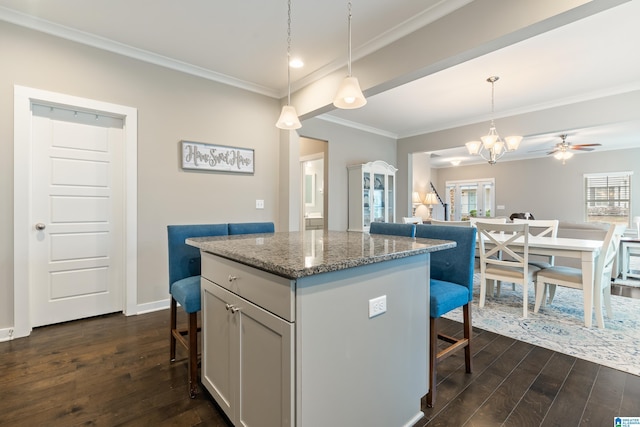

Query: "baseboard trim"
<box><xmin>0</xmin><ymin>327</ymin><xmax>15</xmax><ymax>342</ymax></box>
<box><xmin>135</xmin><ymin>299</ymin><xmax>170</xmax><ymax>315</ymax></box>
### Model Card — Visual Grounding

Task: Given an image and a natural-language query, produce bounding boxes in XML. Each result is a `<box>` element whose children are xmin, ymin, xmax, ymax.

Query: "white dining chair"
<box><xmin>477</xmin><ymin>222</ymin><xmax>539</xmax><ymax>318</ymax></box>
<box><xmin>469</xmin><ymin>217</ymin><xmax>507</xmax><ymax>226</ymax></box>
<box><xmin>471</xmin><ymin>217</ymin><xmax>508</xmax><ymax>293</ymax></box>
<box><xmin>512</xmin><ymin>219</ymin><xmax>559</xmax><ymax>268</ymax></box>
<box><xmin>534</xmin><ymin>223</ymin><xmax>626</xmax><ymax>328</ymax></box>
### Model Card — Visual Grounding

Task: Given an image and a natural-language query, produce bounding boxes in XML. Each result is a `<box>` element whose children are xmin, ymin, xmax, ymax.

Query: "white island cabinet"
<box><xmin>189</xmin><ymin>230</ymin><xmax>454</xmax><ymax>427</ymax></box>
<box><xmin>200</xmin><ymin>253</ymin><xmax>294</xmax><ymax>426</ymax></box>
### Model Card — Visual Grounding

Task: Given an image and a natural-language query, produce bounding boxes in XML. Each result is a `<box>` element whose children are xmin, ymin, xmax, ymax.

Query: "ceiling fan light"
<box><xmin>465</xmin><ymin>141</ymin><xmax>481</xmax><ymax>155</ymax></box>
<box><xmin>276</xmin><ymin>105</ymin><xmax>302</xmax><ymax>129</ymax></box>
<box><xmin>333</xmin><ymin>76</ymin><xmax>367</xmax><ymax>109</ymax></box>
<box><xmin>505</xmin><ymin>135</ymin><xmax>523</xmax><ymax>151</ymax></box>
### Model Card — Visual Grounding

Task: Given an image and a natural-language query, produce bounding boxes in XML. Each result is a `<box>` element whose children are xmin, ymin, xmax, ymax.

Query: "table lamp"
<box><xmin>423</xmin><ymin>192</ymin><xmax>439</xmax><ymax>219</ymax></box>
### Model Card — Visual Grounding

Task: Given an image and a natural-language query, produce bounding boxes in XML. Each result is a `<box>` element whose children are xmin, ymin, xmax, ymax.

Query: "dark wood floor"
<box><xmin>1</xmin><ymin>305</ymin><xmax>638</xmax><ymax>426</ymax></box>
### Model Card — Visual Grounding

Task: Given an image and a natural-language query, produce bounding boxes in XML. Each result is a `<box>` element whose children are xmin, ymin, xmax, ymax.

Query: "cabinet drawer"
<box><xmin>201</xmin><ymin>252</ymin><xmax>295</xmax><ymax>322</ymax></box>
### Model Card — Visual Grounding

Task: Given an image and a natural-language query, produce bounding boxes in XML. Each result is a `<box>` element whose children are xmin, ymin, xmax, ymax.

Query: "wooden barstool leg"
<box><xmin>463</xmin><ymin>304</ymin><xmax>472</xmax><ymax>373</ymax></box>
<box><xmin>426</xmin><ymin>316</ymin><xmax>437</xmax><ymax>408</ymax></box>
<box><xmin>170</xmin><ymin>298</ymin><xmax>177</xmax><ymax>362</ymax></box>
<box><xmin>188</xmin><ymin>311</ymin><xmax>199</xmax><ymax>398</ymax></box>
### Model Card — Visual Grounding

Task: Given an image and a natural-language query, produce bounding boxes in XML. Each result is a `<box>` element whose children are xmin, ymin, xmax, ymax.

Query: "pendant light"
<box><xmin>276</xmin><ymin>0</ymin><xmax>302</xmax><ymax>130</ymax></box>
<box><xmin>333</xmin><ymin>1</ymin><xmax>367</xmax><ymax>109</ymax></box>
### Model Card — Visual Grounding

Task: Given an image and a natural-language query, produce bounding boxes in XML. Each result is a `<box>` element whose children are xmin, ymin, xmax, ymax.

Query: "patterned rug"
<box><xmin>443</xmin><ymin>274</ymin><xmax>640</xmax><ymax>376</ymax></box>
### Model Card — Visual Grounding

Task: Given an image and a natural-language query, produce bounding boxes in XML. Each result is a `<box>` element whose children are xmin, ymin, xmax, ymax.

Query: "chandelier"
<box><xmin>465</xmin><ymin>76</ymin><xmax>522</xmax><ymax>165</ymax></box>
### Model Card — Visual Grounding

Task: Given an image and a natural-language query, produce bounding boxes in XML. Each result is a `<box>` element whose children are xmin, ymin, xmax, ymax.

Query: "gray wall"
<box><xmin>299</xmin><ymin>118</ymin><xmax>397</xmax><ymax>231</ymax></box>
<box><xmin>0</xmin><ymin>22</ymin><xmax>398</xmax><ymax>330</ymax></box>
<box><xmin>432</xmin><ymin>148</ymin><xmax>640</xmax><ymax>223</ymax></box>
<box><xmin>1</xmin><ymin>22</ymin><xmax>282</xmax><ymax>326</ymax></box>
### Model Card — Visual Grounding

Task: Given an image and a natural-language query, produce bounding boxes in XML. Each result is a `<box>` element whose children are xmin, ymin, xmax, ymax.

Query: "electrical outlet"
<box><xmin>256</xmin><ymin>199</ymin><xmax>264</xmax><ymax>209</ymax></box>
<box><xmin>368</xmin><ymin>295</ymin><xmax>387</xmax><ymax>318</ymax></box>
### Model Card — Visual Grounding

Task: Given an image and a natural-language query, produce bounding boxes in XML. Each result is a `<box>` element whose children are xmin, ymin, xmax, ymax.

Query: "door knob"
<box><xmin>35</xmin><ymin>223</ymin><xmax>46</xmax><ymax>231</ymax></box>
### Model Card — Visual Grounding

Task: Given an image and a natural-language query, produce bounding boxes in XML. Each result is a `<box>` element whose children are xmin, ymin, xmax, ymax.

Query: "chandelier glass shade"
<box><xmin>276</xmin><ymin>0</ymin><xmax>302</xmax><ymax>130</ymax></box>
<box><xmin>465</xmin><ymin>76</ymin><xmax>521</xmax><ymax>164</ymax></box>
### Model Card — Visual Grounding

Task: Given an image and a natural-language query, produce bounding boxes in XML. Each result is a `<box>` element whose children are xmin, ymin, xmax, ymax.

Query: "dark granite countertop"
<box><xmin>187</xmin><ymin>230</ymin><xmax>455</xmax><ymax>279</ymax></box>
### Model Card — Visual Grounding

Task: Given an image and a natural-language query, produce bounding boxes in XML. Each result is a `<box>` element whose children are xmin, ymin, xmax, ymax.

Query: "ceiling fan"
<box><xmin>545</xmin><ymin>134</ymin><xmax>602</xmax><ymax>164</ymax></box>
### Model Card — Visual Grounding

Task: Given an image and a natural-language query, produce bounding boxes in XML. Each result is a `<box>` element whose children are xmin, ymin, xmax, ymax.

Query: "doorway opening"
<box><xmin>445</xmin><ymin>178</ymin><xmax>495</xmax><ymax>221</ymax></box>
<box><xmin>300</xmin><ymin>137</ymin><xmax>327</xmax><ymax>231</ymax></box>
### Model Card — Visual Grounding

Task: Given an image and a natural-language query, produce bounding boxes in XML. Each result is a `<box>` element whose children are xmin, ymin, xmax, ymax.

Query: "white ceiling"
<box><xmin>2</xmin><ymin>0</ymin><xmax>639</xmax><ymax>167</ymax></box>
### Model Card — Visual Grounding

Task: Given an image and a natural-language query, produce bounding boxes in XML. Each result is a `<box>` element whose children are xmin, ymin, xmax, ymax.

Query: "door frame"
<box><xmin>445</xmin><ymin>178</ymin><xmax>496</xmax><ymax>220</ymax></box>
<box><xmin>13</xmin><ymin>85</ymin><xmax>138</xmax><ymax>338</ymax></box>
<box><xmin>300</xmin><ymin>153</ymin><xmax>325</xmax><ymax>231</ymax></box>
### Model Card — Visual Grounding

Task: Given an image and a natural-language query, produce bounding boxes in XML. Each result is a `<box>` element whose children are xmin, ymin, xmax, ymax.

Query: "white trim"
<box><xmin>315</xmin><ymin>113</ymin><xmax>398</xmax><ymax>139</ymax></box>
<box><xmin>136</xmin><ymin>299</ymin><xmax>171</xmax><ymax>315</ymax></box>
<box><xmin>0</xmin><ymin>6</ymin><xmax>278</xmax><ymax>99</ymax></box>
<box><xmin>0</xmin><ymin>328</ymin><xmax>14</xmax><ymax>342</ymax></box>
<box><xmin>583</xmin><ymin>170</ymin><xmax>634</xmax><ymax>178</ymax></box>
<box><xmin>13</xmin><ymin>85</ymin><xmax>138</xmax><ymax>338</ymax></box>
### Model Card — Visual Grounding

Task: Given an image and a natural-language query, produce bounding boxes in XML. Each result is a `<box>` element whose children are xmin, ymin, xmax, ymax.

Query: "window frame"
<box><xmin>584</xmin><ymin>171</ymin><xmax>633</xmax><ymax>226</ymax></box>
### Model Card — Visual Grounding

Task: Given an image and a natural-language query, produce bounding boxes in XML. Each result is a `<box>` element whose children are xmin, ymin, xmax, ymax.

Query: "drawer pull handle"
<box><xmin>225</xmin><ymin>303</ymin><xmax>241</xmax><ymax>314</ymax></box>
<box><xmin>228</xmin><ymin>275</ymin><xmax>237</xmax><ymax>282</ymax></box>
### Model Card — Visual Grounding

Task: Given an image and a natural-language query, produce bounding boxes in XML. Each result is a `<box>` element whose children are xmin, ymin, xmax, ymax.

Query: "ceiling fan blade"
<box><xmin>546</xmin><ymin>150</ymin><xmax>558</xmax><ymax>155</ymax></box>
<box><xmin>570</xmin><ymin>146</ymin><xmax>595</xmax><ymax>151</ymax></box>
<box><xmin>571</xmin><ymin>143</ymin><xmax>602</xmax><ymax>147</ymax></box>
<box><xmin>528</xmin><ymin>147</ymin><xmax>555</xmax><ymax>153</ymax></box>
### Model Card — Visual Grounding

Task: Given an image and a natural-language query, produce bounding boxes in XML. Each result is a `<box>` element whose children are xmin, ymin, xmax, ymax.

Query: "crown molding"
<box><xmin>0</xmin><ymin>6</ymin><xmax>280</xmax><ymax>98</ymax></box>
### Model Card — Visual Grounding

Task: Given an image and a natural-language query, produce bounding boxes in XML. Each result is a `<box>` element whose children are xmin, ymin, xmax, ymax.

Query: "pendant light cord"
<box><xmin>286</xmin><ymin>0</ymin><xmax>292</xmax><ymax>105</ymax></box>
<box><xmin>347</xmin><ymin>1</ymin><xmax>353</xmax><ymax>77</ymax></box>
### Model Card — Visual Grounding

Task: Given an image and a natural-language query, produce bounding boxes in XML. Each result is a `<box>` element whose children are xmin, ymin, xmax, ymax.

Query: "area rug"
<box><xmin>443</xmin><ymin>274</ymin><xmax>640</xmax><ymax>376</ymax></box>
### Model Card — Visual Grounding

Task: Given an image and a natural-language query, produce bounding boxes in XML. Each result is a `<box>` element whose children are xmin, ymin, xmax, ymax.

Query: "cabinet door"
<box><xmin>238</xmin><ymin>296</ymin><xmax>294</xmax><ymax>427</ymax></box>
<box><xmin>373</xmin><ymin>173</ymin><xmax>385</xmax><ymax>222</ymax></box>
<box><xmin>201</xmin><ymin>278</ymin><xmax>235</xmax><ymax>421</ymax></box>
<box><xmin>363</xmin><ymin>171</ymin><xmax>371</xmax><ymax>228</ymax></box>
<box><xmin>202</xmin><ymin>277</ymin><xmax>294</xmax><ymax>427</ymax></box>
<box><xmin>387</xmin><ymin>173</ymin><xmax>395</xmax><ymax>223</ymax></box>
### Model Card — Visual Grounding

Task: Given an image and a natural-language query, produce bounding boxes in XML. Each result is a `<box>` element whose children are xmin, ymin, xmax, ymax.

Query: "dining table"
<box><xmin>481</xmin><ymin>233</ymin><xmax>605</xmax><ymax>327</ymax></box>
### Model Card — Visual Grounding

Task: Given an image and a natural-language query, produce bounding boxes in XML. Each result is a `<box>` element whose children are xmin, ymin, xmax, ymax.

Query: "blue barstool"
<box><xmin>415</xmin><ymin>224</ymin><xmax>476</xmax><ymax>407</ymax></box>
<box><xmin>167</xmin><ymin>223</ymin><xmax>228</xmax><ymax>398</ymax></box>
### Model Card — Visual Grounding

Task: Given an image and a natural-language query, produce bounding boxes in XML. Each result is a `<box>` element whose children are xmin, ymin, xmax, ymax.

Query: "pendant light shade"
<box><xmin>334</xmin><ymin>76</ymin><xmax>366</xmax><ymax>109</ymax></box>
<box><xmin>333</xmin><ymin>1</ymin><xmax>366</xmax><ymax>109</ymax></box>
<box><xmin>275</xmin><ymin>0</ymin><xmax>302</xmax><ymax>130</ymax></box>
<box><xmin>276</xmin><ymin>105</ymin><xmax>302</xmax><ymax>129</ymax></box>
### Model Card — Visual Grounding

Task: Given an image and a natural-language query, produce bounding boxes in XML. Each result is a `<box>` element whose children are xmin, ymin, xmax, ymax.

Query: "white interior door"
<box><xmin>29</xmin><ymin>104</ymin><xmax>124</xmax><ymax>327</ymax></box>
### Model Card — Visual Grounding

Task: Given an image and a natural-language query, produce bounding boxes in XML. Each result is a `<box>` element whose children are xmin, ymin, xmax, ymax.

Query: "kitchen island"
<box><xmin>187</xmin><ymin>230</ymin><xmax>454</xmax><ymax>427</ymax></box>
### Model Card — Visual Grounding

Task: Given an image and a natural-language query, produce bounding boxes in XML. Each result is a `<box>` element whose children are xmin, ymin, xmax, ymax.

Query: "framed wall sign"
<box><xmin>181</xmin><ymin>140</ymin><xmax>254</xmax><ymax>174</ymax></box>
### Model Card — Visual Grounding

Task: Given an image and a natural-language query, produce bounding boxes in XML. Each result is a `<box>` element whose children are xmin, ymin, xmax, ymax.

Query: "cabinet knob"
<box><xmin>35</xmin><ymin>223</ymin><xmax>46</xmax><ymax>231</ymax></box>
<box><xmin>225</xmin><ymin>303</ymin><xmax>241</xmax><ymax>313</ymax></box>
<box><xmin>228</xmin><ymin>275</ymin><xmax>237</xmax><ymax>282</ymax></box>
